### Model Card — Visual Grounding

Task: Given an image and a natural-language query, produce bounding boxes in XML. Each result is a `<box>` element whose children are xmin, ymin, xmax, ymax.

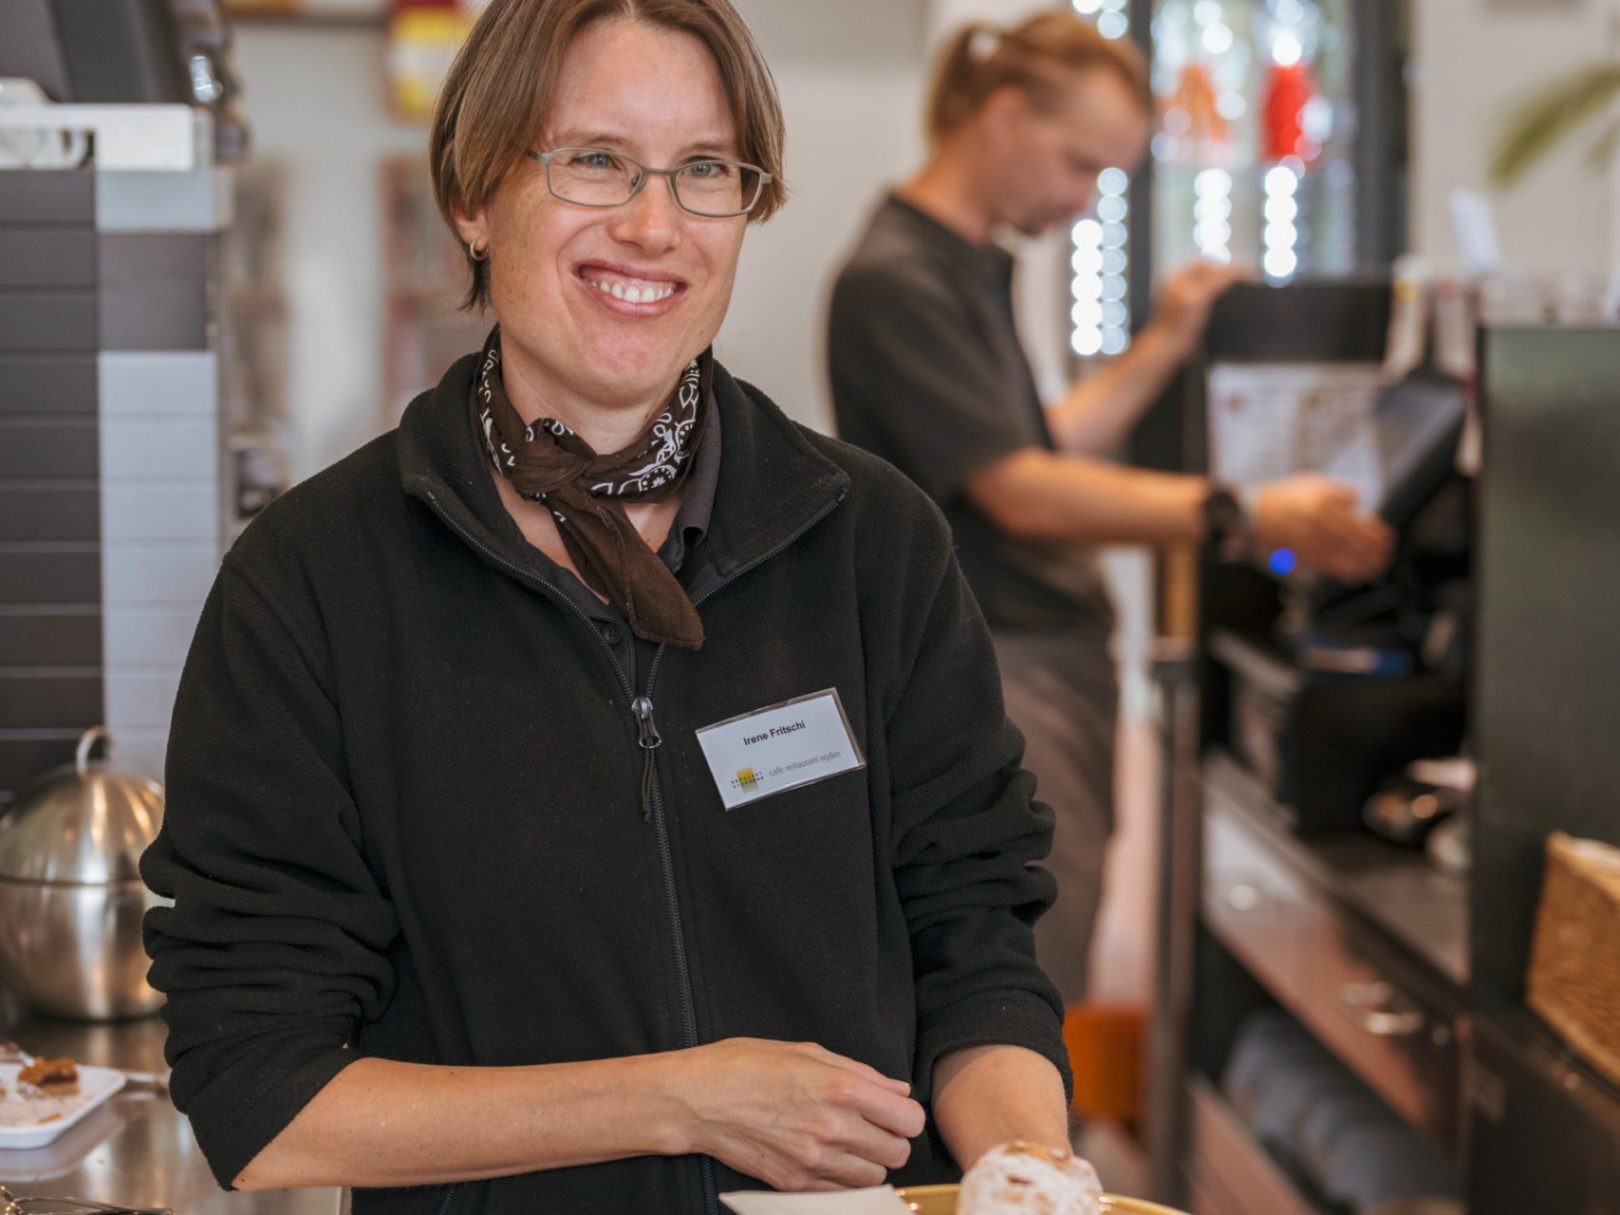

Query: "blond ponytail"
<box><xmin>924</xmin><ymin>11</ymin><xmax>1150</xmax><ymax>145</ymax></box>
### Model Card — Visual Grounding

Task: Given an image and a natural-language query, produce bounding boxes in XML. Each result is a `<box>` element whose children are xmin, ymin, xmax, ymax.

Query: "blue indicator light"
<box><xmin>1269</xmin><ymin>548</ymin><xmax>1298</xmax><ymax>576</ymax></box>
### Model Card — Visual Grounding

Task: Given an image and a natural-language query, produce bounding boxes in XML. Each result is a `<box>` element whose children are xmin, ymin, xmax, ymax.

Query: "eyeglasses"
<box><xmin>526</xmin><ymin>147</ymin><xmax>771</xmax><ymax>218</ymax></box>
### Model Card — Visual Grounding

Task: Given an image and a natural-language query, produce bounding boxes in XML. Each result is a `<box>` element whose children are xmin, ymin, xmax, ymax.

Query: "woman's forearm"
<box><xmin>234</xmin><ymin>1037</ymin><xmax>924</xmax><ymax>1193</ymax></box>
<box><xmin>234</xmin><ymin>1053</ymin><xmax>687</xmax><ymax>1190</ymax></box>
<box><xmin>931</xmin><ymin>1044</ymin><xmax>1070</xmax><ymax>1172</ymax></box>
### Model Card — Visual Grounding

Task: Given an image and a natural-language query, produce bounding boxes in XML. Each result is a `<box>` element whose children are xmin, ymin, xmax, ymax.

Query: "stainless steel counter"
<box><xmin>0</xmin><ymin>1006</ymin><xmax>341</xmax><ymax>1215</ymax></box>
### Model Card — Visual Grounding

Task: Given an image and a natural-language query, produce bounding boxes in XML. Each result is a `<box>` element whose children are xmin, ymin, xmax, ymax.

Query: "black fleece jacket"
<box><xmin>141</xmin><ymin>353</ymin><xmax>1069</xmax><ymax>1215</ymax></box>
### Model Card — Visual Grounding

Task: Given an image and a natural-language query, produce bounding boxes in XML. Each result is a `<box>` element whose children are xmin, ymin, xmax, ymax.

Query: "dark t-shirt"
<box><xmin>828</xmin><ymin>195</ymin><xmax>1114</xmax><ymax>635</ymax></box>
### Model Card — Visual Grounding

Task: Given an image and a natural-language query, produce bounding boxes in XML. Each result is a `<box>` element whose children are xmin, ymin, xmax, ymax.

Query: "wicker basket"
<box><xmin>1526</xmin><ymin>832</ymin><xmax>1620</xmax><ymax>1088</ymax></box>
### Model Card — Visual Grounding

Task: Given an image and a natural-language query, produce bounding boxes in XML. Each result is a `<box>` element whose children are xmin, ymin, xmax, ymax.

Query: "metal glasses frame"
<box><xmin>525</xmin><ymin>146</ymin><xmax>771</xmax><ymax>218</ymax></box>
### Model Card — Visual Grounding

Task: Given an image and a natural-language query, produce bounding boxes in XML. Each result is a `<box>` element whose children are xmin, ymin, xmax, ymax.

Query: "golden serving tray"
<box><xmin>896</xmin><ymin>1185</ymin><xmax>1188</xmax><ymax>1215</ymax></box>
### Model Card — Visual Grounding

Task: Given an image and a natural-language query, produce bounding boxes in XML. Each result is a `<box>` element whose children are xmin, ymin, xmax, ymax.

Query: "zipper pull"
<box><xmin>632</xmin><ymin>696</ymin><xmax>662</xmax><ymax>822</ymax></box>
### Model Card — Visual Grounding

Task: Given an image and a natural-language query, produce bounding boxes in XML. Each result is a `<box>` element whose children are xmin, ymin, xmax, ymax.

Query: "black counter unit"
<box><xmin>1178</xmin><ymin>282</ymin><xmax>1474</xmax><ymax>838</ymax></box>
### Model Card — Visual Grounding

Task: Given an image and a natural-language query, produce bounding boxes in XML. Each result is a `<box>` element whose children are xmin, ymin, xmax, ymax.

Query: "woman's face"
<box><xmin>457</xmin><ymin>19</ymin><xmax>748</xmax><ymax>422</ymax></box>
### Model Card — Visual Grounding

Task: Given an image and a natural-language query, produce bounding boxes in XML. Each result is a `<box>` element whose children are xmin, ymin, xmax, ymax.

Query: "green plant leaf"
<box><xmin>1490</xmin><ymin>63</ymin><xmax>1620</xmax><ymax>187</ymax></box>
<box><xmin>1586</xmin><ymin>118</ymin><xmax>1620</xmax><ymax>173</ymax></box>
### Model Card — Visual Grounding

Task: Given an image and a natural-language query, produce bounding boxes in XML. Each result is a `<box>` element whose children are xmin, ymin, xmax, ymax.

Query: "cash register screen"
<box><xmin>1207</xmin><ymin>363</ymin><xmax>1467</xmax><ymax>527</ymax></box>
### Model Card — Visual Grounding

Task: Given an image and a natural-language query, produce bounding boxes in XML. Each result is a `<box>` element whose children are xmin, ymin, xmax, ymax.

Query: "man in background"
<box><xmin>828</xmin><ymin>11</ymin><xmax>1391</xmax><ymax>1010</ymax></box>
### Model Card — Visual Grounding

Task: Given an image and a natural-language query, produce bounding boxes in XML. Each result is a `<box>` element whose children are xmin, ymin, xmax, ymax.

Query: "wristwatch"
<box><xmin>1201</xmin><ymin>483</ymin><xmax>1253</xmax><ymax>556</ymax></box>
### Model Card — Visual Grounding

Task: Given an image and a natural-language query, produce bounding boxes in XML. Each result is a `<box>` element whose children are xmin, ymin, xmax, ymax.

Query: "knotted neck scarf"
<box><xmin>473</xmin><ymin>327</ymin><xmax>711</xmax><ymax>649</ymax></box>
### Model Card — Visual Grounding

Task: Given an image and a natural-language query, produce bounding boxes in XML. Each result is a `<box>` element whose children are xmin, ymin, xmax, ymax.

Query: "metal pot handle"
<box><xmin>75</xmin><ymin>725</ymin><xmax>112</xmax><ymax>774</ymax></box>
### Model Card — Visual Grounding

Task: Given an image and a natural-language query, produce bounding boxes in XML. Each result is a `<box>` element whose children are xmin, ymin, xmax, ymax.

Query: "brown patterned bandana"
<box><xmin>473</xmin><ymin>327</ymin><xmax>710</xmax><ymax>649</ymax></box>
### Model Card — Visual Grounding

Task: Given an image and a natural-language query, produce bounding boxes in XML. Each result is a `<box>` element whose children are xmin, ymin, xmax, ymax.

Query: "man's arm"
<box><xmin>1045</xmin><ymin>324</ymin><xmax>1191</xmax><ymax>456</ymax></box>
<box><xmin>966</xmin><ymin>447</ymin><xmax>1210</xmax><ymax>546</ymax></box>
<box><xmin>966</xmin><ymin>450</ymin><xmax>1394</xmax><ymax>582</ymax></box>
<box><xmin>1046</xmin><ymin>263</ymin><xmax>1245</xmax><ymax>456</ymax></box>
<box><xmin>932</xmin><ymin>1045</ymin><xmax>1070</xmax><ymax>1171</ymax></box>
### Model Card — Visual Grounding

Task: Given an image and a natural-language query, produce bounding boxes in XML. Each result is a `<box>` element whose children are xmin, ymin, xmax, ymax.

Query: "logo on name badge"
<box><xmin>734</xmin><ymin>769</ymin><xmax>762</xmax><ymax>792</ymax></box>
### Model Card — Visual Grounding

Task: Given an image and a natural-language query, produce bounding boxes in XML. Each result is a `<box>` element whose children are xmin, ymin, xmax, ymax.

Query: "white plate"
<box><xmin>0</xmin><ymin>1063</ymin><xmax>127</xmax><ymax>1149</ymax></box>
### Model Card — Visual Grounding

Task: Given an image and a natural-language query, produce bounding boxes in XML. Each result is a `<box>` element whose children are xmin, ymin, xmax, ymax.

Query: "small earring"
<box><xmin>468</xmin><ymin>241</ymin><xmax>489</xmax><ymax>263</ymax></box>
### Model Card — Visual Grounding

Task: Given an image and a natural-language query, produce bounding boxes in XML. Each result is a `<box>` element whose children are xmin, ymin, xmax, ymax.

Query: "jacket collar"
<box><xmin>396</xmin><ymin>352</ymin><xmax>850</xmax><ymax>588</ymax></box>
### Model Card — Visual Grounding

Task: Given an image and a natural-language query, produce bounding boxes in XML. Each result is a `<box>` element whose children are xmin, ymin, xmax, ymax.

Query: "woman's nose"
<box><xmin>610</xmin><ymin>175</ymin><xmax>682</xmax><ymax>252</ymax></box>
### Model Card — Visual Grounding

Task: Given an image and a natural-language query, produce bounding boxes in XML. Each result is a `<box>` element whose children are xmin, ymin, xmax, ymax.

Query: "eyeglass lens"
<box><xmin>545</xmin><ymin>148</ymin><xmax>762</xmax><ymax>216</ymax></box>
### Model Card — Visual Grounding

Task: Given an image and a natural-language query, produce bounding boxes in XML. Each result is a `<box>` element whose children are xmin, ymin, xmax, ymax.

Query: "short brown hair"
<box><xmin>925</xmin><ymin>12</ymin><xmax>1150</xmax><ymax>145</ymax></box>
<box><xmin>431</xmin><ymin>0</ymin><xmax>787</xmax><ymax>310</ymax></box>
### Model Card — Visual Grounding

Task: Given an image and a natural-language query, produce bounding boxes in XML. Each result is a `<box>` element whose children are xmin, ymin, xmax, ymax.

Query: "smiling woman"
<box><xmin>449</xmin><ymin>20</ymin><xmax>749</xmax><ymax>443</ymax></box>
<box><xmin>139</xmin><ymin>2</ymin><xmax>1076</xmax><ymax>1213</ymax></box>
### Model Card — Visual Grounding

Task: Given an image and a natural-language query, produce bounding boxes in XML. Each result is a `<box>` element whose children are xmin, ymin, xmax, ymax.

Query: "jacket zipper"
<box><xmin>426</xmin><ymin>488</ymin><xmax>844</xmax><ymax>1215</ymax></box>
<box><xmin>633</xmin><ymin>693</ymin><xmax>710</xmax><ymax>1213</ymax></box>
<box><xmin>637</xmin><ymin>491</ymin><xmax>845</xmax><ymax>1215</ymax></box>
<box><xmin>424</xmin><ymin>493</ymin><xmax>705</xmax><ymax>1209</ymax></box>
<box><xmin>632</xmin><ymin>695</ymin><xmax>662</xmax><ymax>822</ymax></box>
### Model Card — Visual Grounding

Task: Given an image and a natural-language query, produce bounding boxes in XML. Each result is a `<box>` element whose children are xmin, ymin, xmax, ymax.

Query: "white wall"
<box><xmin>711</xmin><ymin>0</ymin><xmax>931</xmax><ymax>432</ymax></box>
<box><xmin>231</xmin><ymin>27</ymin><xmax>426</xmax><ymax>480</ymax></box>
<box><xmin>1411</xmin><ymin>0</ymin><xmax>1618</xmax><ymax>275</ymax></box>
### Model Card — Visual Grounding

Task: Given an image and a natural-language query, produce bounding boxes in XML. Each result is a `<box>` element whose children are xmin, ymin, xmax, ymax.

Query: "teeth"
<box><xmin>586</xmin><ymin>273</ymin><xmax>676</xmax><ymax>305</ymax></box>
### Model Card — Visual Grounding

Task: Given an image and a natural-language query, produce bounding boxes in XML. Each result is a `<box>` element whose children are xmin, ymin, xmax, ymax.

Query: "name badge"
<box><xmin>695</xmin><ymin>688</ymin><xmax>866</xmax><ymax>810</ymax></box>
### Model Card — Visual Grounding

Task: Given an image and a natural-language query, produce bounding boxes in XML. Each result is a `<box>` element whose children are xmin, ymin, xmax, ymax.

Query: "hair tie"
<box><xmin>968</xmin><ymin>26</ymin><xmax>1001</xmax><ymax>61</ymax></box>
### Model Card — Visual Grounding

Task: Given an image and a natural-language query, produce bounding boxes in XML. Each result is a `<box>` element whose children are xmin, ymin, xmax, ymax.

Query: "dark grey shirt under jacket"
<box><xmin>828</xmin><ymin>194</ymin><xmax>1114</xmax><ymax>636</ymax></box>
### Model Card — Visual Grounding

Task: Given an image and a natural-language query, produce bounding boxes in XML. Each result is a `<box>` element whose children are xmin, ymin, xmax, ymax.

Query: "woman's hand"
<box><xmin>659</xmin><ymin>1038</ymin><xmax>926</xmax><ymax>1191</ymax></box>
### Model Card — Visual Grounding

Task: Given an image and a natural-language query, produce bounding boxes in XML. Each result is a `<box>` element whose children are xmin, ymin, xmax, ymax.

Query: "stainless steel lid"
<box><xmin>0</xmin><ymin>727</ymin><xmax>164</xmax><ymax>885</ymax></box>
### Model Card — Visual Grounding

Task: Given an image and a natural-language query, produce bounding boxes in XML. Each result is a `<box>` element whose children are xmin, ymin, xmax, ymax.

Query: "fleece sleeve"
<box><xmin>870</xmin><ymin>489</ymin><xmax>1071</xmax><ymax>1103</ymax></box>
<box><xmin>141</xmin><ymin>552</ymin><xmax>400</xmax><ymax>1189</ymax></box>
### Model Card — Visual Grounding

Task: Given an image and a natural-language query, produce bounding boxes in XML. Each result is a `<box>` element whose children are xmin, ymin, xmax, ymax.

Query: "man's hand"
<box><xmin>1148</xmin><ymin>262</ymin><xmax>1248</xmax><ymax>360</ymax></box>
<box><xmin>1253</xmin><ymin>474</ymin><xmax>1395</xmax><ymax>583</ymax></box>
<box><xmin>663</xmin><ymin>1038</ymin><xmax>925</xmax><ymax>1192</ymax></box>
<box><xmin>1046</xmin><ymin>262</ymin><xmax>1244</xmax><ymax>455</ymax></box>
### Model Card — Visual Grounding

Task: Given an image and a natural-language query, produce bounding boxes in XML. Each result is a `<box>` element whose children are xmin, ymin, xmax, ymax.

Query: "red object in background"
<box><xmin>1172</xmin><ymin>62</ymin><xmax>1230</xmax><ymax>152</ymax></box>
<box><xmin>1262</xmin><ymin>61</ymin><xmax>1319</xmax><ymax>162</ymax></box>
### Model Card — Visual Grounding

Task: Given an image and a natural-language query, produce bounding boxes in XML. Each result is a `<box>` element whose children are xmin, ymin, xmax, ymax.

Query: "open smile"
<box><xmin>575</xmin><ymin>263</ymin><xmax>687</xmax><ymax>314</ymax></box>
